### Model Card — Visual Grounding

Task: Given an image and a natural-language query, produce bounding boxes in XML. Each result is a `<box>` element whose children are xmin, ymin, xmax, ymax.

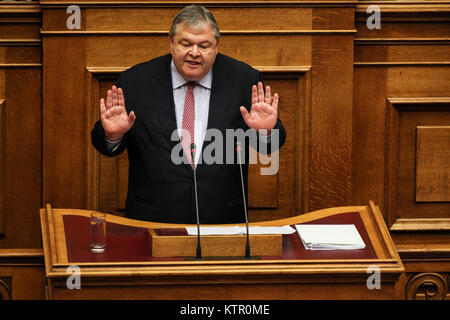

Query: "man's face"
<box><xmin>170</xmin><ymin>22</ymin><xmax>218</xmax><ymax>81</ymax></box>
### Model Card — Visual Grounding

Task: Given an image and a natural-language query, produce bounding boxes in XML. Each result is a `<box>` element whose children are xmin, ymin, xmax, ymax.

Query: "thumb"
<box><xmin>128</xmin><ymin>111</ymin><xmax>136</xmax><ymax>125</ymax></box>
<box><xmin>240</xmin><ymin>106</ymin><xmax>251</xmax><ymax>125</ymax></box>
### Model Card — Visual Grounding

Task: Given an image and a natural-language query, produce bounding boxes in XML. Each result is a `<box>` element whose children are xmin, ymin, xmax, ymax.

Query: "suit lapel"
<box><xmin>197</xmin><ymin>55</ymin><xmax>232</xmax><ymax>175</ymax></box>
<box><xmin>153</xmin><ymin>55</ymin><xmax>193</xmax><ymax>172</ymax></box>
<box><xmin>153</xmin><ymin>55</ymin><xmax>179</xmax><ymax>143</ymax></box>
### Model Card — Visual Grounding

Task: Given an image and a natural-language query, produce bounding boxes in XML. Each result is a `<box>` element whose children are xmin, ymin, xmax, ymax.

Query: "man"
<box><xmin>91</xmin><ymin>5</ymin><xmax>286</xmax><ymax>223</ymax></box>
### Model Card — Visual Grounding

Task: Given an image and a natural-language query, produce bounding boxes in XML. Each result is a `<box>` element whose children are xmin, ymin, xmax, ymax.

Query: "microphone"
<box><xmin>191</xmin><ymin>143</ymin><xmax>202</xmax><ymax>260</ymax></box>
<box><xmin>236</xmin><ymin>141</ymin><xmax>251</xmax><ymax>259</ymax></box>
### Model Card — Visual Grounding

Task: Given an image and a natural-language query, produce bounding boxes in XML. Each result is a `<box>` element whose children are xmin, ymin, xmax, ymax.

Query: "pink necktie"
<box><xmin>182</xmin><ymin>81</ymin><xmax>196</xmax><ymax>168</ymax></box>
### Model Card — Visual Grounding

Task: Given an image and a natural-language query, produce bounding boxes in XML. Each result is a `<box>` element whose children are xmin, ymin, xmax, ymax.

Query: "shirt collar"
<box><xmin>171</xmin><ymin>59</ymin><xmax>212</xmax><ymax>90</ymax></box>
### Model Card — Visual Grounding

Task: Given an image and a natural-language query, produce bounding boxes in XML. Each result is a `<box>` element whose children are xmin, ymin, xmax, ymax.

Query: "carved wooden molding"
<box><xmin>406</xmin><ymin>273</ymin><xmax>448</xmax><ymax>300</ymax></box>
<box><xmin>0</xmin><ymin>100</ymin><xmax>4</xmax><ymax>237</ymax></box>
<box><xmin>0</xmin><ymin>277</ymin><xmax>11</xmax><ymax>300</ymax></box>
<box><xmin>39</xmin><ymin>1</ymin><xmax>359</xmax><ymax>8</ymax></box>
<box><xmin>0</xmin><ymin>39</ymin><xmax>41</xmax><ymax>46</ymax></box>
<box><xmin>388</xmin><ymin>97</ymin><xmax>450</xmax><ymax>105</ymax></box>
<box><xmin>85</xmin><ymin>68</ymin><xmax>121</xmax><ymax>212</ymax></box>
<box><xmin>0</xmin><ymin>64</ymin><xmax>42</xmax><ymax>69</ymax></box>
<box><xmin>385</xmin><ymin>97</ymin><xmax>450</xmax><ymax>231</ymax></box>
<box><xmin>41</xmin><ymin>30</ymin><xmax>357</xmax><ymax>36</ymax></box>
<box><xmin>0</xmin><ymin>249</ymin><xmax>44</xmax><ymax>266</ymax></box>
<box><xmin>355</xmin><ymin>38</ymin><xmax>450</xmax><ymax>44</ymax></box>
<box><xmin>0</xmin><ymin>2</ymin><xmax>41</xmax><ymax>14</ymax></box>
<box><xmin>356</xmin><ymin>3</ymin><xmax>450</xmax><ymax>16</ymax></box>
<box><xmin>391</xmin><ymin>218</ymin><xmax>450</xmax><ymax>231</ymax></box>
<box><xmin>355</xmin><ymin>62</ymin><xmax>450</xmax><ymax>66</ymax></box>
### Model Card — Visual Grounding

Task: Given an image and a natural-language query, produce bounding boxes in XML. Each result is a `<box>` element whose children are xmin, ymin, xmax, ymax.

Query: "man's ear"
<box><xmin>168</xmin><ymin>35</ymin><xmax>174</xmax><ymax>51</ymax></box>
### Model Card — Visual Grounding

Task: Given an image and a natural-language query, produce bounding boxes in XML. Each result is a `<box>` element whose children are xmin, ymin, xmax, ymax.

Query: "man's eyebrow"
<box><xmin>179</xmin><ymin>37</ymin><xmax>213</xmax><ymax>45</ymax></box>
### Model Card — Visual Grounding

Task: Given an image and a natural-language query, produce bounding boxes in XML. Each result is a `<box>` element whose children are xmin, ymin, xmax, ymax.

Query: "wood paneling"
<box><xmin>0</xmin><ymin>249</ymin><xmax>45</xmax><ymax>300</ymax></box>
<box><xmin>310</xmin><ymin>34</ymin><xmax>354</xmax><ymax>211</ymax></box>
<box><xmin>0</xmin><ymin>99</ymin><xmax>4</xmax><ymax>237</ymax></box>
<box><xmin>0</xmin><ymin>2</ymin><xmax>42</xmax><ymax>248</ymax></box>
<box><xmin>44</xmin><ymin>4</ymin><xmax>336</xmax><ymax>221</ymax></box>
<box><xmin>385</xmin><ymin>100</ymin><xmax>450</xmax><ymax>228</ymax></box>
<box><xmin>85</xmin><ymin>68</ymin><xmax>128</xmax><ymax>215</ymax></box>
<box><xmin>307</xmin><ymin>5</ymin><xmax>355</xmax><ymax>212</ymax></box>
<box><xmin>354</xmin><ymin>3</ymin><xmax>450</xmax><ymax>300</ymax></box>
<box><xmin>416</xmin><ymin>126</ymin><xmax>450</xmax><ymax>202</ymax></box>
<box><xmin>0</xmin><ymin>0</ymin><xmax>448</xmax><ymax>299</ymax></box>
<box><xmin>43</xmin><ymin>36</ymin><xmax>87</xmax><ymax>209</ymax></box>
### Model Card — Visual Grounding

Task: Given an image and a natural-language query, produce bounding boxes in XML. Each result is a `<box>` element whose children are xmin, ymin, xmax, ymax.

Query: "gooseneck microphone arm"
<box><xmin>191</xmin><ymin>143</ymin><xmax>202</xmax><ymax>260</ymax></box>
<box><xmin>236</xmin><ymin>141</ymin><xmax>251</xmax><ymax>259</ymax></box>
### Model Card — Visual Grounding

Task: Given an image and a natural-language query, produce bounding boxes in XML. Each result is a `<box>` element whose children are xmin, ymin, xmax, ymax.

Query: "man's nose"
<box><xmin>189</xmin><ymin>45</ymin><xmax>200</xmax><ymax>57</ymax></box>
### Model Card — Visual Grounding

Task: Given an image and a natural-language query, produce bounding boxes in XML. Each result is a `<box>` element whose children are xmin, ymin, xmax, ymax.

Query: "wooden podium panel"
<box><xmin>40</xmin><ymin>202</ymin><xmax>405</xmax><ymax>300</ymax></box>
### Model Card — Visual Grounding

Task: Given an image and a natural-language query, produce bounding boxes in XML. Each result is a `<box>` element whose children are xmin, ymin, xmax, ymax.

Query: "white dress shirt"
<box><xmin>171</xmin><ymin>59</ymin><xmax>212</xmax><ymax>166</ymax></box>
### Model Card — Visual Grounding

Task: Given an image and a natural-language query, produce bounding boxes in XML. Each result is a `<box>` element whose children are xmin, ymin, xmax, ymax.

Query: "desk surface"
<box><xmin>40</xmin><ymin>201</ymin><xmax>405</xmax><ymax>299</ymax></box>
<box><xmin>63</xmin><ymin>212</ymin><xmax>377</xmax><ymax>263</ymax></box>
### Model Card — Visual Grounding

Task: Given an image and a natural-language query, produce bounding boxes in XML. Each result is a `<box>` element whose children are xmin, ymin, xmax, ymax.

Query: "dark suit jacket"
<box><xmin>91</xmin><ymin>53</ymin><xmax>286</xmax><ymax>223</ymax></box>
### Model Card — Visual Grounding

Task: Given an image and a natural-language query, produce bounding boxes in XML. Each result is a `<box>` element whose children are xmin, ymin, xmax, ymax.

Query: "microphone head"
<box><xmin>190</xmin><ymin>143</ymin><xmax>196</xmax><ymax>153</ymax></box>
<box><xmin>236</xmin><ymin>140</ymin><xmax>243</xmax><ymax>152</ymax></box>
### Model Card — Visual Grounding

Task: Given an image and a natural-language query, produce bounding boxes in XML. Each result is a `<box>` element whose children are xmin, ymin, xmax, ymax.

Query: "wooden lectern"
<box><xmin>40</xmin><ymin>201</ymin><xmax>405</xmax><ymax>299</ymax></box>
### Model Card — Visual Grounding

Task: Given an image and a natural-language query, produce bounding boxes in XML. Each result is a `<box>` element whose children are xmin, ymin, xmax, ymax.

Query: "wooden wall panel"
<box><xmin>416</xmin><ymin>126</ymin><xmax>450</xmax><ymax>202</ymax></box>
<box><xmin>43</xmin><ymin>6</ymin><xmax>314</xmax><ymax>31</ymax></box>
<box><xmin>85</xmin><ymin>69</ymin><xmax>129</xmax><ymax>215</ymax></box>
<box><xmin>0</xmin><ymin>99</ymin><xmax>4</xmax><ymax>237</ymax></box>
<box><xmin>308</xmin><ymin>7</ymin><xmax>355</xmax><ymax>211</ymax></box>
<box><xmin>0</xmin><ymin>249</ymin><xmax>45</xmax><ymax>300</ymax></box>
<box><xmin>386</xmin><ymin>101</ymin><xmax>450</xmax><ymax>224</ymax></box>
<box><xmin>43</xmin><ymin>36</ymin><xmax>87</xmax><ymax>209</ymax></box>
<box><xmin>0</xmin><ymin>2</ymin><xmax>42</xmax><ymax>249</ymax></box>
<box><xmin>354</xmin><ymin>2</ymin><xmax>450</xmax><ymax>299</ymax></box>
<box><xmin>352</xmin><ymin>67</ymin><xmax>387</xmax><ymax>210</ymax></box>
<box><xmin>309</xmin><ymin>34</ymin><xmax>354</xmax><ymax>211</ymax></box>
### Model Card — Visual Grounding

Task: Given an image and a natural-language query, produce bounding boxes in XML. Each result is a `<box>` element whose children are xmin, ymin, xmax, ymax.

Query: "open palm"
<box><xmin>100</xmin><ymin>85</ymin><xmax>136</xmax><ymax>141</ymax></box>
<box><xmin>240</xmin><ymin>82</ymin><xmax>278</xmax><ymax>135</ymax></box>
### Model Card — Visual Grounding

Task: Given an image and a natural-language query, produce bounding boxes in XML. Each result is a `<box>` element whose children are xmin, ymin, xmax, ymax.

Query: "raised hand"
<box><xmin>100</xmin><ymin>85</ymin><xmax>136</xmax><ymax>141</ymax></box>
<box><xmin>240</xmin><ymin>82</ymin><xmax>278</xmax><ymax>135</ymax></box>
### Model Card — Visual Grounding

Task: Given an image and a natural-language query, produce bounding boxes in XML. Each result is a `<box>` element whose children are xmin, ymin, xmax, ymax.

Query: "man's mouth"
<box><xmin>186</xmin><ymin>60</ymin><xmax>201</xmax><ymax>67</ymax></box>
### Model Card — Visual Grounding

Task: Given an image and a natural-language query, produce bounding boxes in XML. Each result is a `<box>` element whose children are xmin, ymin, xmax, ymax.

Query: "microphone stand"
<box><xmin>236</xmin><ymin>141</ymin><xmax>251</xmax><ymax>259</ymax></box>
<box><xmin>191</xmin><ymin>143</ymin><xmax>202</xmax><ymax>260</ymax></box>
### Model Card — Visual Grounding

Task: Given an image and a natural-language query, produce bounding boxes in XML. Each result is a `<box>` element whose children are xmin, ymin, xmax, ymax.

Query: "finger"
<box><xmin>118</xmin><ymin>87</ymin><xmax>125</xmax><ymax>108</ymax></box>
<box><xmin>112</xmin><ymin>85</ymin><xmax>118</xmax><ymax>107</ymax></box>
<box><xmin>272</xmin><ymin>93</ymin><xmax>279</xmax><ymax>111</ymax></box>
<box><xmin>128</xmin><ymin>110</ymin><xmax>136</xmax><ymax>124</ymax></box>
<box><xmin>257</xmin><ymin>82</ymin><xmax>264</xmax><ymax>103</ymax></box>
<box><xmin>265</xmin><ymin>86</ymin><xmax>272</xmax><ymax>105</ymax></box>
<box><xmin>240</xmin><ymin>106</ymin><xmax>251</xmax><ymax>125</ymax></box>
<box><xmin>106</xmin><ymin>90</ymin><xmax>113</xmax><ymax>109</ymax></box>
<box><xmin>100</xmin><ymin>98</ymin><xmax>107</xmax><ymax>116</ymax></box>
<box><xmin>251</xmin><ymin>85</ymin><xmax>258</xmax><ymax>106</ymax></box>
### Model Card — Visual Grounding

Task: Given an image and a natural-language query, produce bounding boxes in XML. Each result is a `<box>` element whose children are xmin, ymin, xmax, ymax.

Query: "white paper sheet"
<box><xmin>295</xmin><ymin>224</ymin><xmax>366</xmax><ymax>250</ymax></box>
